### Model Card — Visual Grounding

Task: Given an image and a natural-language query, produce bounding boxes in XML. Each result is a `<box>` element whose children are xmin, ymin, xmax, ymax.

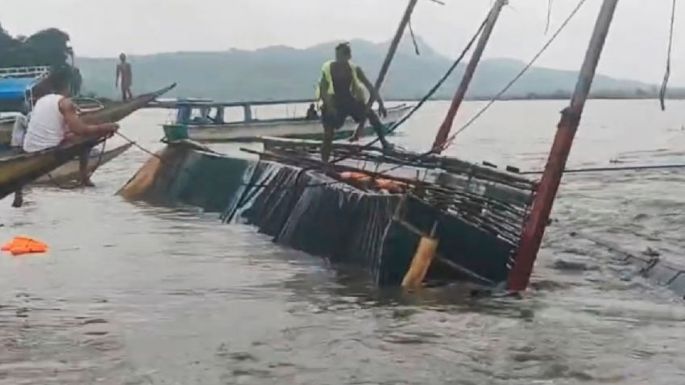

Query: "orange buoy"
<box><xmin>2</xmin><ymin>236</ymin><xmax>48</xmax><ymax>256</ymax></box>
<box><xmin>339</xmin><ymin>171</ymin><xmax>372</xmax><ymax>183</ymax></box>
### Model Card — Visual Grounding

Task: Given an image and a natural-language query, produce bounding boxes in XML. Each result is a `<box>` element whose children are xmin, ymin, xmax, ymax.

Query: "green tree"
<box><xmin>0</xmin><ymin>23</ymin><xmax>72</xmax><ymax>67</ymax></box>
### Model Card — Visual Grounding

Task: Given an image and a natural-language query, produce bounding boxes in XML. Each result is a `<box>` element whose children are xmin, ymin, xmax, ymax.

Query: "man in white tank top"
<box><xmin>13</xmin><ymin>68</ymin><xmax>119</xmax><ymax>208</ymax></box>
<box><xmin>22</xmin><ymin>67</ymin><xmax>118</xmax><ymax>185</ymax></box>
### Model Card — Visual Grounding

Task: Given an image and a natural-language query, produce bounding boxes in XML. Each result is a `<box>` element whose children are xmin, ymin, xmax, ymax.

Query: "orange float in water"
<box><xmin>2</xmin><ymin>236</ymin><xmax>48</xmax><ymax>256</ymax></box>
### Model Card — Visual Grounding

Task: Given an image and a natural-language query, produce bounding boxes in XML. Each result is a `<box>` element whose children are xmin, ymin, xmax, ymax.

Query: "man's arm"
<box><xmin>356</xmin><ymin>67</ymin><xmax>386</xmax><ymax>117</ymax></box>
<box><xmin>59</xmin><ymin>98</ymin><xmax>118</xmax><ymax>136</ymax></box>
<box><xmin>115</xmin><ymin>65</ymin><xmax>120</xmax><ymax>88</ymax></box>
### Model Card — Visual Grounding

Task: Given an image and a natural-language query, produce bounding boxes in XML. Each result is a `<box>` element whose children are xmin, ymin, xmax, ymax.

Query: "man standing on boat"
<box><xmin>115</xmin><ymin>53</ymin><xmax>133</xmax><ymax>101</ymax></box>
<box><xmin>22</xmin><ymin>67</ymin><xmax>119</xmax><ymax>187</ymax></box>
<box><xmin>317</xmin><ymin>42</ymin><xmax>391</xmax><ymax>162</ymax></box>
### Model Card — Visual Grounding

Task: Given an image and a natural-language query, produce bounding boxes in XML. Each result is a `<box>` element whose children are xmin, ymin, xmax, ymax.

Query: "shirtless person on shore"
<box><xmin>115</xmin><ymin>53</ymin><xmax>133</xmax><ymax>101</ymax></box>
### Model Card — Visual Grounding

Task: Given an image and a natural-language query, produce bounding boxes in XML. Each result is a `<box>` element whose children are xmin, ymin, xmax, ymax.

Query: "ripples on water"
<box><xmin>1</xmin><ymin>101</ymin><xmax>684</xmax><ymax>384</ymax></box>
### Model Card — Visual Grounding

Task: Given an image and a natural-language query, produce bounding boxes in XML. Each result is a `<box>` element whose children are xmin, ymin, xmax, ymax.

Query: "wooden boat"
<box><xmin>155</xmin><ymin>98</ymin><xmax>412</xmax><ymax>142</ymax></box>
<box><xmin>0</xmin><ymin>138</ymin><xmax>106</xmax><ymax>200</ymax></box>
<box><xmin>33</xmin><ymin>142</ymin><xmax>132</xmax><ymax>185</ymax></box>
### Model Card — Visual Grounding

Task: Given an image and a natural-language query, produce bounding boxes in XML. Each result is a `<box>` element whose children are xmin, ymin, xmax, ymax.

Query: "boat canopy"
<box><xmin>150</xmin><ymin>97</ymin><xmax>314</xmax><ymax>109</ymax></box>
<box><xmin>0</xmin><ymin>78</ymin><xmax>35</xmax><ymax>101</ymax></box>
<box><xmin>0</xmin><ymin>66</ymin><xmax>50</xmax><ymax>113</ymax></box>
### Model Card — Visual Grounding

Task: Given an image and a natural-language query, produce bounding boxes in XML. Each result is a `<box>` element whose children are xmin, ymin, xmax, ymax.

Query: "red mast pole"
<box><xmin>507</xmin><ymin>0</ymin><xmax>620</xmax><ymax>292</ymax></box>
<box><xmin>432</xmin><ymin>0</ymin><xmax>507</xmax><ymax>153</ymax></box>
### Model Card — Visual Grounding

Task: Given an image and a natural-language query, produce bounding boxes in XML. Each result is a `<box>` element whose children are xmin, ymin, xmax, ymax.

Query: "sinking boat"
<box><xmin>120</xmin><ymin>0</ymin><xmax>629</xmax><ymax>293</ymax></box>
<box><xmin>120</xmin><ymin>137</ymin><xmax>536</xmax><ymax>287</ymax></box>
<box><xmin>153</xmin><ymin>98</ymin><xmax>412</xmax><ymax>142</ymax></box>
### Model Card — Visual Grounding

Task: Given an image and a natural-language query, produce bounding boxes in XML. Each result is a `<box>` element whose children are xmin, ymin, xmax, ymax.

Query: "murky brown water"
<box><xmin>1</xmin><ymin>100</ymin><xmax>685</xmax><ymax>384</ymax></box>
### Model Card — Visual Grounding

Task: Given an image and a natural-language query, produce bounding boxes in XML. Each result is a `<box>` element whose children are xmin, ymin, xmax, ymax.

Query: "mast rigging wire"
<box><xmin>440</xmin><ymin>0</ymin><xmax>589</xmax><ymax>150</ymax></box>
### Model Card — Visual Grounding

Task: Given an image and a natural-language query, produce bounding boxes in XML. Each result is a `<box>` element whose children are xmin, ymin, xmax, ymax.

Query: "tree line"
<box><xmin>0</xmin><ymin>23</ymin><xmax>82</xmax><ymax>94</ymax></box>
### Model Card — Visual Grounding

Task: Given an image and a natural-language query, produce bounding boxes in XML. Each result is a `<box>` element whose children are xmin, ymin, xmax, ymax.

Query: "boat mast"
<box><xmin>507</xmin><ymin>0</ymin><xmax>620</xmax><ymax>292</ymax></box>
<box><xmin>431</xmin><ymin>0</ymin><xmax>507</xmax><ymax>152</ymax></box>
<box><xmin>351</xmin><ymin>0</ymin><xmax>419</xmax><ymax>139</ymax></box>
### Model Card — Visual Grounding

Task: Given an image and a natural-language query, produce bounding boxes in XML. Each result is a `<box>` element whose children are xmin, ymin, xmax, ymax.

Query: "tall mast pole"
<box><xmin>351</xmin><ymin>0</ymin><xmax>419</xmax><ymax>140</ymax></box>
<box><xmin>507</xmin><ymin>0</ymin><xmax>620</xmax><ymax>292</ymax></box>
<box><xmin>431</xmin><ymin>0</ymin><xmax>507</xmax><ymax>152</ymax></box>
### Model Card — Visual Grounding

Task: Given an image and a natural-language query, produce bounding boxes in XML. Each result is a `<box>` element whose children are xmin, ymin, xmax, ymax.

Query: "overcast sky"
<box><xmin>1</xmin><ymin>0</ymin><xmax>683</xmax><ymax>85</ymax></box>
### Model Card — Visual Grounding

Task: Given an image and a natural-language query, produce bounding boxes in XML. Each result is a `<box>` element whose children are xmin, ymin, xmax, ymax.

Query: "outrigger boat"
<box><xmin>152</xmin><ymin>98</ymin><xmax>412</xmax><ymax>142</ymax></box>
<box><xmin>121</xmin><ymin>0</ymin><xmax>665</xmax><ymax>294</ymax></box>
<box><xmin>0</xmin><ymin>138</ymin><xmax>107</xmax><ymax>200</ymax></box>
<box><xmin>0</xmin><ymin>79</ymin><xmax>176</xmax><ymax>193</ymax></box>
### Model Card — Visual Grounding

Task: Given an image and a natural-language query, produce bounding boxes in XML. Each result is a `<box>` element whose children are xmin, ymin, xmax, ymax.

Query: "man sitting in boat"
<box><xmin>22</xmin><ymin>66</ymin><xmax>119</xmax><ymax>186</ymax></box>
<box><xmin>306</xmin><ymin>103</ymin><xmax>319</xmax><ymax>120</ymax></box>
<box><xmin>317</xmin><ymin>42</ymin><xmax>391</xmax><ymax>161</ymax></box>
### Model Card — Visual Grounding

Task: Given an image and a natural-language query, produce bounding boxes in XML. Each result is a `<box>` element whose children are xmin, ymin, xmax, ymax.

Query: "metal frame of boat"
<box><xmin>154</xmin><ymin>99</ymin><xmax>412</xmax><ymax>142</ymax></box>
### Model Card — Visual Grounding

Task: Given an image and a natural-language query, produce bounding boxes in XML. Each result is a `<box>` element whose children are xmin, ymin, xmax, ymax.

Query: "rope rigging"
<box><xmin>322</xmin><ymin>10</ymin><xmax>492</xmax><ymax>167</ymax></box>
<box><xmin>440</xmin><ymin>0</ymin><xmax>589</xmax><ymax>150</ymax></box>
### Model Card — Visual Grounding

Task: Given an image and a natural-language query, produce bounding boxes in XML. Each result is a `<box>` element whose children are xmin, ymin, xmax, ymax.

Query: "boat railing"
<box><xmin>0</xmin><ymin>66</ymin><xmax>51</xmax><ymax>80</ymax></box>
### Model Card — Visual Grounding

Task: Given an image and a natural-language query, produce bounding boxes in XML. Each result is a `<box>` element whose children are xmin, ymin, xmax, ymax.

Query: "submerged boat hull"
<box><xmin>119</xmin><ymin>141</ymin><xmax>527</xmax><ymax>287</ymax></box>
<box><xmin>170</xmin><ymin>105</ymin><xmax>411</xmax><ymax>142</ymax></box>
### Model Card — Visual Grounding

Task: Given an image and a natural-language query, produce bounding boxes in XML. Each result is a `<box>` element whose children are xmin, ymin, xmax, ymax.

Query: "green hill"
<box><xmin>78</xmin><ymin>36</ymin><xmax>656</xmax><ymax>101</ymax></box>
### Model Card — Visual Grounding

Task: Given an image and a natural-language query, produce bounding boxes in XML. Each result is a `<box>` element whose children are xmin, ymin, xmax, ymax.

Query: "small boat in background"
<box><xmin>153</xmin><ymin>98</ymin><xmax>412</xmax><ymax>142</ymax></box>
<box><xmin>0</xmin><ymin>66</ymin><xmax>51</xmax><ymax>145</ymax></box>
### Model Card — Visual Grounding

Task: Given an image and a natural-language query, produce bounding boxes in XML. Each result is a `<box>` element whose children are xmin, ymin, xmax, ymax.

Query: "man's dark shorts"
<box><xmin>322</xmin><ymin>97</ymin><xmax>367</xmax><ymax>130</ymax></box>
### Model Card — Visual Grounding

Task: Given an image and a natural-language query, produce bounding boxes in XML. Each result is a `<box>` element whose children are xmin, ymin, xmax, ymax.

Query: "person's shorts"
<box><xmin>322</xmin><ymin>97</ymin><xmax>366</xmax><ymax>130</ymax></box>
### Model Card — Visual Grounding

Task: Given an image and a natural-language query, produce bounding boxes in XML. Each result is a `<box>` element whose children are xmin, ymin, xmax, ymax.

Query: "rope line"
<box><xmin>521</xmin><ymin>162</ymin><xmax>685</xmax><ymax>175</ymax></box>
<box><xmin>115</xmin><ymin>131</ymin><xmax>162</xmax><ymax>160</ymax></box>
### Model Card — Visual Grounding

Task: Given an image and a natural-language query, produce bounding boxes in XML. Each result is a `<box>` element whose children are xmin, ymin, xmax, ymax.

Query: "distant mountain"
<box><xmin>77</xmin><ymin>36</ymin><xmax>657</xmax><ymax>101</ymax></box>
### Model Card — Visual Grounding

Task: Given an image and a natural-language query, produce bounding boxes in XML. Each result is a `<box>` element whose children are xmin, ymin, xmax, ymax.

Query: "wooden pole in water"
<box><xmin>431</xmin><ymin>0</ymin><xmax>507</xmax><ymax>152</ymax></box>
<box><xmin>351</xmin><ymin>0</ymin><xmax>419</xmax><ymax>140</ymax></box>
<box><xmin>507</xmin><ymin>0</ymin><xmax>620</xmax><ymax>292</ymax></box>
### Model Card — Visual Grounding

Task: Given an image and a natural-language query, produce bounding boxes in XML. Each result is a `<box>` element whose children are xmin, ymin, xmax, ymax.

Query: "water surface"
<box><xmin>1</xmin><ymin>100</ymin><xmax>684</xmax><ymax>384</ymax></box>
